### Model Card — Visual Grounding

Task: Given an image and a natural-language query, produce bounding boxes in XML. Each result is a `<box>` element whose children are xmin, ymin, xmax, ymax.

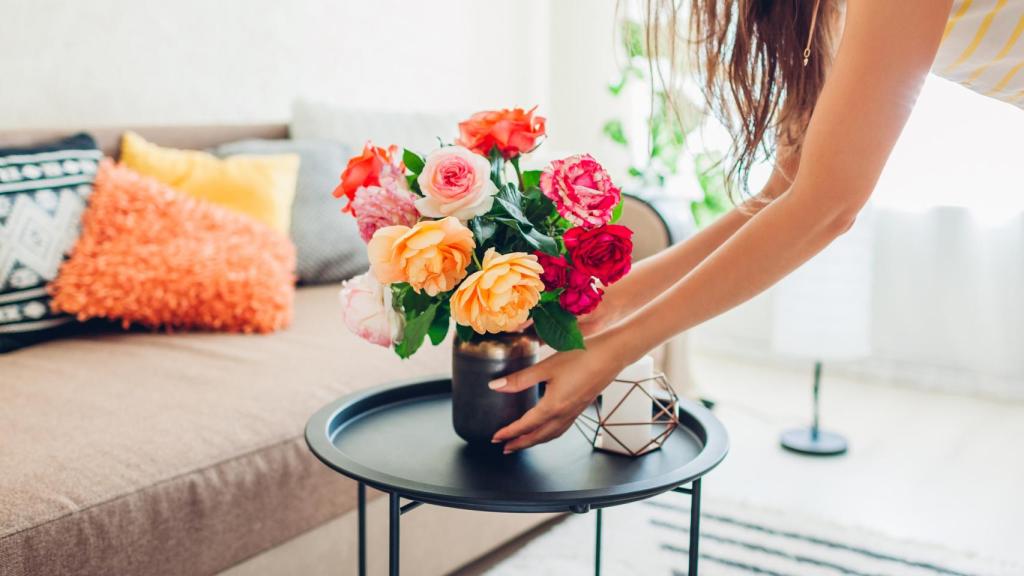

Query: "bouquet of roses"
<box><xmin>335</xmin><ymin>107</ymin><xmax>633</xmax><ymax>358</ymax></box>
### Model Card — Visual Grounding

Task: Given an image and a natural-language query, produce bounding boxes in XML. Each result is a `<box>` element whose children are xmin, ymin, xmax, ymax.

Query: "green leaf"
<box><xmin>530</xmin><ymin>301</ymin><xmax>584</xmax><ymax>352</ymax></box>
<box><xmin>402</xmin><ymin>287</ymin><xmax>434</xmax><ymax>314</ymax></box>
<box><xmin>540</xmin><ymin>290</ymin><xmax>560</xmax><ymax>303</ymax></box>
<box><xmin>602</xmin><ymin>120</ymin><xmax>628</xmax><ymax>147</ymax></box>
<box><xmin>522</xmin><ymin>170</ymin><xmax>542</xmax><ymax>191</ymax></box>
<box><xmin>524</xmin><ymin>192</ymin><xmax>555</xmax><ymax>227</ymax></box>
<box><xmin>488</xmin><ymin>146</ymin><xmax>504</xmax><ymax>188</ymax></box>
<box><xmin>395</xmin><ymin>302</ymin><xmax>439</xmax><ymax>359</ymax></box>
<box><xmin>621</xmin><ymin>21</ymin><xmax>645</xmax><ymax>59</ymax></box>
<box><xmin>610</xmin><ymin>200</ymin><xmax>624</xmax><ymax>224</ymax></box>
<box><xmin>469</xmin><ymin>217</ymin><xmax>497</xmax><ymax>246</ymax></box>
<box><xmin>525</xmin><ymin>227</ymin><xmax>559</xmax><ymax>255</ymax></box>
<box><xmin>608</xmin><ymin>77</ymin><xmax>627</xmax><ymax>96</ymax></box>
<box><xmin>455</xmin><ymin>324</ymin><xmax>476</xmax><ymax>344</ymax></box>
<box><xmin>492</xmin><ymin>184</ymin><xmax>533</xmax><ymax>228</ymax></box>
<box><xmin>406</xmin><ymin>174</ymin><xmax>422</xmax><ymax>195</ymax></box>
<box><xmin>428</xmin><ymin>304</ymin><xmax>450</xmax><ymax>345</ymax></box>
<box><xmin>495</xmin><ymin>196</ymin><xmax>530</xmax><ymax>227</ymax></box>
<box><xmin>403</xmin><ymin>149</ymin><xmax>425</xmax><ymax>175</ymax></box>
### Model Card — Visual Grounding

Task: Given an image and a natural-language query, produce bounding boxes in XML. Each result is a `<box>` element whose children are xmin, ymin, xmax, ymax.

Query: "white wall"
<box><xmin>0</xmin><ymin>0</ymin><xmax>556</xmax><ymax>128</ymax></box>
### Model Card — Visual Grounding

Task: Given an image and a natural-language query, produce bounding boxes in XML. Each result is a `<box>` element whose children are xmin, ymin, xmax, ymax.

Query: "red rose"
<box><xmin>559</xmin><ymin>269</ymin><xmax>603</xmax><ymax>315</ymax></box>
<box><xmin>533</xmin><ymin>251</ymin><xmax>570</xmax><ymax>290</ymax></box>
<box><xmin>456</xmin><ymin>107</ymin><xmax>546</xmax><ymax>159</ymax></box>
<box><xmin>333</xmin><ymin>142</ymin><xmax>401</xmax><ymax>213</ymax></box>
<box><xmin>564</xmin><ymin>225</ymin><xmax>633</xmax><ymax>285</ymax></box>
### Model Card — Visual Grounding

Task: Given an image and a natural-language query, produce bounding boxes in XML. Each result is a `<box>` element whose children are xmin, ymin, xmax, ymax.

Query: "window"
<box><xmin>874</xmin><ymin>75</ymin><xmax>1024</xmax><ymax>223</ymax></box>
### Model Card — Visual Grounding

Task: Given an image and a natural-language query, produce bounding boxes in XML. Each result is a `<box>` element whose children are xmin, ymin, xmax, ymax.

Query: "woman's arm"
<box><xmin>491</xmin><ymin>0</ymin><xmax>951</xmax><ymax>453</ymax></box>
<box><xmin>582</xmin><ymin>151</ymin><xmax>799</xmax><ymax>335</ymax></box>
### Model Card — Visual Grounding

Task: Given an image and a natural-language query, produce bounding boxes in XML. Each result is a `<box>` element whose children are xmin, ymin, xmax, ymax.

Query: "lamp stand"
<box><xmin>780</xmin><ymin>361</ymin><xmax>848</xmax><ymax>456</ymax></box>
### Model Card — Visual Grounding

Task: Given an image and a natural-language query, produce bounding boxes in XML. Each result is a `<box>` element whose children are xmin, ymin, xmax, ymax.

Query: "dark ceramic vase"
<box><xmin>451</xmin><ymin>331</ymin><xmax>540</xmax><ymax>445</ymax></box>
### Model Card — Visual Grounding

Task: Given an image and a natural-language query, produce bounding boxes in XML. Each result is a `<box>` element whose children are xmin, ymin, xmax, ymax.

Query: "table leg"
<box><xmin>688</xmin><ymin>478</ymin><xmax>702</xmax><ymax>576</ymax></box>
<box><xmin>389</xmin><ymin>492</ymin><xmax>400</xmax><ymax>576</ymax></box>
<box><xmin>594</xmin><ymin>508</ymin><xmax>603</xmax><ymax>576</ymax></box>
<box><xmin>357</xmin><ymin>482</ymin><xmax>366</xmax><ymax>576</ymax></box>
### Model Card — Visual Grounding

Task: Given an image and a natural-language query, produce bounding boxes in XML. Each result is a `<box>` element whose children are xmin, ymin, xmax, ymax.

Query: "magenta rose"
<box><xmin>533</xmin><ymin>251</ymin><xmax>570</xmax><ymax>290</ymax></box>
<box><xmin>564</xmin><ymin>225</ymin><xmax>633</xmax><ymax>285</ymax></box>
<box><xmin>559</xmin><ymin>269</ymin><xmax>603</xmax><ymax>315</ymax></box>
<box><xmin>540</xmin><ymin>154</ymin><xmax>621</xmax><ymax>228</ymax></box>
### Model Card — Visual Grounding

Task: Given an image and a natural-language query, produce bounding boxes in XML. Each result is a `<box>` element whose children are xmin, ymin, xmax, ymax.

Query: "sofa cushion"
<box><xmin>50</xmin><ymin>161</ymin><xmax>296</xmax><ymax>334</ymax></box>
<box><xmin>0</xmin><ymin>285</ymin><xmax>450</xmax><ymax>576</ymax></box>
<box><xmin>290</xmin><ymin>99</ymin><xmax>463</xmax><ymax>157</ymax></box>
<box><xmin>51</xmin><ymin>161</ymin><xmax>296</xmax><ymax>332</ymax></box>
<box><xmin>213</xmin><ymin>138</ymin><xmax>369</xmax><ymax>285</ymax></box>
<box><xmin>119</xmin><ymin>131</ymin><xmax>299</xmax><ymax>233</ymax></box>
<box><xmin>0</xmin><ymin>133</ymin><xmax>101</xmax><ymax>353</ymax></box>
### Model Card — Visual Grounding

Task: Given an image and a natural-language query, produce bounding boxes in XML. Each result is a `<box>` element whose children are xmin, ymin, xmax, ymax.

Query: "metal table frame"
<box><xmin>356</xmin><ymin>478</ymin><xmax>703</xmax><ymax>576</ymax></box>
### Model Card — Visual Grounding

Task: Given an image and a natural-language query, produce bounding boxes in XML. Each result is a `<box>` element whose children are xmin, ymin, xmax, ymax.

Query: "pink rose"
<box><xmin>338</xmin><ymin>272</ymin><xmax>404</xmax><ymax>347</ymax></box>
<box><xmin>350</xmin><ymin>182</ymin><xmax>420</xmax><ymax>243</ymax></box>
<box><xmin>540</xmin><ymin>154</ymin><xmax>621</xmax><ymax>228</ymax></box>
<box><xmin>416</xmin><ymin>146</ymin><xmax>497</xmax><ymax>221</ymax></box>
<box><xmin>559</xmin><ymin>269</ymin><xmax>603</xmax><ymax>315</ymax></box>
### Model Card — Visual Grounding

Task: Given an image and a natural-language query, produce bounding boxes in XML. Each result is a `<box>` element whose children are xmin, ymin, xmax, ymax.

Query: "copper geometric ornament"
<box><xmin>574</xmin><ymin>372</ymin><xmax>682</xmax><ymax>457</ymax></box>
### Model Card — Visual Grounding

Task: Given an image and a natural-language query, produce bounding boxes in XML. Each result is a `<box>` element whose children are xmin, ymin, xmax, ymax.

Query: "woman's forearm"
<box><xmin>611</xmin><ymin>154</ymin><xmax>798</xmax><ymax>316</ymax></box>
<box><xmin>609</xmin><ymin>187</ymin><xmax>860</xmax><ymax>361</ymax></box>
<box><xmin>612</xmin><ymin>205</ymin><xmax>754</xmax><ymax>306</ymax></box>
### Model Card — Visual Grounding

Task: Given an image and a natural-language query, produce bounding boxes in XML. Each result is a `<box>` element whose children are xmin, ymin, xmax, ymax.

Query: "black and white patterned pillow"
<box><xmin>0</xmin><ymin>133</ymin><xmax>101</xmax><ymax>353</ymax></box>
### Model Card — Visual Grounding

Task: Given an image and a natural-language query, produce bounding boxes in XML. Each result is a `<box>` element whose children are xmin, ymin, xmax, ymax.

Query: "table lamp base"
<box><xmin>780</xmin><ymin>427</ymin><xmax>848</xmax><ymax>456</ymax></box>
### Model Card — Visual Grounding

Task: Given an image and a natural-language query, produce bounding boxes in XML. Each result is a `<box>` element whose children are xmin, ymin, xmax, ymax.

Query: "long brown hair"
<box><xmin>642</xmin><ymin>0</ymin><xmax>840</xmax><ymax>197</ymax></box>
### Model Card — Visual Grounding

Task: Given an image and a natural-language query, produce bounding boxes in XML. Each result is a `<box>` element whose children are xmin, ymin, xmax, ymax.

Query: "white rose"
<box><xmin>338</xmin><ymin>273</ymin><xmax>404</xmax><ymax>347</ymax></box>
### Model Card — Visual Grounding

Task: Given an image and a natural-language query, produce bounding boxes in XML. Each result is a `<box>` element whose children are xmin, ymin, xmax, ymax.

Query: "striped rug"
<box><xmin>478</xmin><ymin>494</ymin><xmax>1021</xmax><ymax>576</ymax></box>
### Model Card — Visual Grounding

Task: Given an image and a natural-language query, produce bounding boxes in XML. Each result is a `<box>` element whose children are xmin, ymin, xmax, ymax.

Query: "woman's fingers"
<box><xmin>491</xmin><ymin>404</ymin><xmax>547</xmax><ymax>444</ymax></box>
<box><xmin>488</xmin><ymin>359</ymin><xmax>550</xmax><ymax>394</ymax></box>
<box><xmin>503</xmin><ymin>418</ymin><xmax>573</xmax><ymax>453</ymax></box>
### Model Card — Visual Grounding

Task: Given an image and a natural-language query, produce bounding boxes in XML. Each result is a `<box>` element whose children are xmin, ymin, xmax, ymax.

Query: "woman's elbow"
<box><xmin>823</xmin><ymin>204</ymin><xmax>862</xmax><ymax>238</ymax></box>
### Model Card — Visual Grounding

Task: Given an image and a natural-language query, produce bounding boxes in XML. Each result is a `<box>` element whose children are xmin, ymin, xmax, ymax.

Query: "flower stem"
<box><xmin>511</xmin><ymin>155</ymin><xmax>523</xmax><ymax>190</ymax></box>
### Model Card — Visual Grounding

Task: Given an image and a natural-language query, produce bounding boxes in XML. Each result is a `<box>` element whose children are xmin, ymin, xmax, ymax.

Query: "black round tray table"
<box><xmin>305</xmin><ymin>377</ymin><xmax>728</xmax><ymax>576</ymax></box>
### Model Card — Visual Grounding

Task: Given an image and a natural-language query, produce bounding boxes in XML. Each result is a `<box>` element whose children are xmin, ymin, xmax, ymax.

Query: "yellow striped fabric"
<box><xmin>933</xmin><ymin>0</ymin><xmax>1024</xmax><ymax>108</ymax></box>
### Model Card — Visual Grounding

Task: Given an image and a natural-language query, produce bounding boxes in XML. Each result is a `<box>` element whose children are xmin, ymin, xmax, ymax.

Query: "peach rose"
<box><xmin>415</xmin><ymin>146</ymin><xmax>497</xmax><ymax>221</ymax></box>
<box><xmin>367</xmin><ymin>217</ymin><xmax>475</xmax><ymax>296</ymax></box>
<box><xmin>450</xmin><ymin>249</ymin><xmax>544</xmax><ymax>334</ymax></box>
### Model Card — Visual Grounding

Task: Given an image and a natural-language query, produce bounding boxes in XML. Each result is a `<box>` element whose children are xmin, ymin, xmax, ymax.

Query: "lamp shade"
<box><xmin>771</xmin><ymin>208</ymin><xmax>874</xmax><ymax>361</ymax></box>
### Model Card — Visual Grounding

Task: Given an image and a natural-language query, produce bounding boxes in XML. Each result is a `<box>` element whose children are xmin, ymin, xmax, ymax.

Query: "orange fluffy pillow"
<box><xmin>51</xmin><ymin>160</ymin><xmax>295</xmax><ymax>333</ymax></box>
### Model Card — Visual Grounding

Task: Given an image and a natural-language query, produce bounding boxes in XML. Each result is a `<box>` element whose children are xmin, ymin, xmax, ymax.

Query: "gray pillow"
<box><xmin>214</xmin><ymin>138</ymin><xmax>368</xmax><ymax>285</ymax></box>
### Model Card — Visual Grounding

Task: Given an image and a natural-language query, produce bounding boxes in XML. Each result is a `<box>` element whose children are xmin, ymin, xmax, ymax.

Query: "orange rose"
<box><xmin>366</xmin><ymin>217</ymin><xmax>475</xmax><ymax>296</ymax></box>
<box><xmin>450</xmin><ymin>249</ymin><xmax>544</xmax><ymax>334</ymax></box>
<box><xmin>456</xmin><ymin>107</ymin><xmax>546</xmax><ymax>159</ymax></box>
<box><xmin>333</xmin><ymin>142</ymin><xmax>402</xmax><ymax>213</ymax></box>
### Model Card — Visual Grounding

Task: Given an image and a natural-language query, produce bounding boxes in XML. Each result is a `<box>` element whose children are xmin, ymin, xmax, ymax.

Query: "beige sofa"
<box><xmin>0</xmin><ymin>125</ymin><xmax>677</xmax><ymax>576</ymax></box>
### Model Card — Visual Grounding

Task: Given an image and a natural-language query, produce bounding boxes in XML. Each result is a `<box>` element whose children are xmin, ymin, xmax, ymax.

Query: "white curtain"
<box><xmin>694</xmin><ymin>204</ymin><xmax>1024</xmax><ymax>400</ymax></box>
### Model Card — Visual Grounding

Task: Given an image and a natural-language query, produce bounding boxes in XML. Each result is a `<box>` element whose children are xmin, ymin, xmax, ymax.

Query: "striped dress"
<box><xmin>933</xmin><ymin>0</ymin><xmax>1024</xmax><ymax>108</ymax></box>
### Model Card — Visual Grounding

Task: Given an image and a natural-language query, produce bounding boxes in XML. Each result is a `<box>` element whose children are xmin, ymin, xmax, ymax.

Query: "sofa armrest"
<box><xmin>619</xmin><ymin>193</ymin><xmax>698</xmax><ymax>397</ymax></box>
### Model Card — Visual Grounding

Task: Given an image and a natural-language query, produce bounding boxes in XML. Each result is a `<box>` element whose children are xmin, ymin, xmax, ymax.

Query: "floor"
<box><xmin>458</xmin><ymin>350</ymin><xmax>1024</xmax><ymax>573</ymax></box>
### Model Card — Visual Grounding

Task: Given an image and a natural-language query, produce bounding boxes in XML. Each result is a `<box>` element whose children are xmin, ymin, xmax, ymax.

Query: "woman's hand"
<box><xmin>489</xmin><ymin>332</ymin><xmax>631</xmax><ymax>453</ymax></box>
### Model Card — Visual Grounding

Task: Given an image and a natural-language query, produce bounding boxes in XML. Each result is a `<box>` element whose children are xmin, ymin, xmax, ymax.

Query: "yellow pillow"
<box><xmin>119</xmin><ymin>131</ymin><xmax>299</xmax><ymax>232</ymax></box>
